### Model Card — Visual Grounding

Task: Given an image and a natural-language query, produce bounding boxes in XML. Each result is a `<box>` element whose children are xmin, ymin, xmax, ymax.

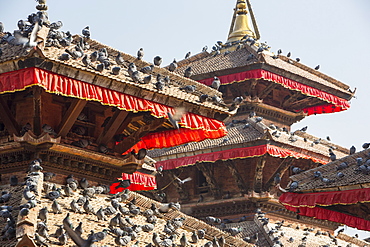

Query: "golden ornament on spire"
<box><xmin>36</xmin><ymin>0</ymin><xmax>48</xmax><ymax>11</ymax></box>
<box><xmin>227</xmin><ymin>0</ymin><xmax>259</xmax><ymax>42</ymax></box>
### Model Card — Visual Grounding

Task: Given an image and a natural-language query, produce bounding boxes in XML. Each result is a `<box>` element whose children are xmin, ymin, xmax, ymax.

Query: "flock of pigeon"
<box><xmin>0</xmin><ymin>159</ymin><xmax>260</xmax><ymax>246</ymax></box>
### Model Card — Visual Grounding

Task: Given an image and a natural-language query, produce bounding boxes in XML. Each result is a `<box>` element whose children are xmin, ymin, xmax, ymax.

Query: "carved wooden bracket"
<box><xmin>225</xmin><ymin>160</ymin><xmax>249</xmax><ymax>195</ymax></box>
<box><xmin>253</xmin><ymin>155</ymin><xmax>266</xmax><ymax>193</ymax></box>
<box><xmin>97</xmin><ymin>110</ymin><xmax>129</xmax><ymax>145</ymax></box>
<box><xmin>114</xmin><ymin>118</ymin><xmax>165</xmax><ymax>154</ymax></box>
<box><xmin>0</xmin><ymin>96</ymin><xmax>20</xmax><ymax>135</ymax></box>
<box><xmin>57</xmin><ymin>99</ymin><xmax>87</xmax><ymax>137</ymax></box>
<box><xmin>196</xmin><ymin>163</ymin><xmax>222</xmax><ymax>199</ymax></box>
<box><xmin>263</xmin><ymin>157</ymin><xmax>295</xmax><ymax>192</ymax></box>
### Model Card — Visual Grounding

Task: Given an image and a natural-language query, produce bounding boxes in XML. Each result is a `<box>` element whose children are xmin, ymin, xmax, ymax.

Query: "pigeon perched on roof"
<box><xmin>211</xmin><ymin>76</ymin><xmax>221</xmax><ymax>90</ymax></box>
<box><xmin>185</xmin><ymin>51</ymin><xmax>191</xmax><ymax>59</ymax></box>
<box><xmin>315</xmin><ymin>65</ymin><xmax>320</xmax><ymax>70</ymax></box>
<box><xmin>137</xmin><ymin>48</ymin><xmax>144</xmax><ymax>60</ymax></box>
<box><xmin>153</xmin><ymin>56</ymin><xmax>162</xmax><ymax>66</ymax></box>
<box><xmin>184</xmin><ymin>67</ymin><xmax>192</xmax><ymax>78</ymax></box>
<box><xmin>349</xmin><ymin>145</ymin><xmax>356</xmax><ymax>155</ymax></box>
<box><xmin>0</xmin><ymin>22</ymin><xmax>4</xmax><ymax>33</ymax></box>
<box><xmin>82</xmin><ymin>26</ymin><xmax>90</xmax><ymax>39</ymax></box>
<box><xmin>168</xmin><ymin>59</ymin><xmax>177</xmax><ymax>72</ymax></box>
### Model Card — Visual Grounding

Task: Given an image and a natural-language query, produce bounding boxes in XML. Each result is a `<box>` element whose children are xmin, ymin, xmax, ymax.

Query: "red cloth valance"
<box><xmin>198</xmin><ymin>69</ymin><xmax>350</xmax><ymax>116</ymax></box>
<box><xmin>110</xmin><ymin>171</ymin><xmax>156</xmax><ymax>193</ymax></box>
<box><xmin>283</xmin><ymin>204</ymin><xmax>370</xmax><ymax>231</ymax></box>
<box><xmin>280</xmin><ymin>188</ymin><xmax>370</xmax><ymax>208</ymax></box>
<box><xmin>0</xmin><ymin>68</ymin><xmax>227</xmax><ymax>148</ymax></box>
<box><xmin>155</xmin><ymin>144</ymin><xmax>327</xmax><ymax>170</ymax></box>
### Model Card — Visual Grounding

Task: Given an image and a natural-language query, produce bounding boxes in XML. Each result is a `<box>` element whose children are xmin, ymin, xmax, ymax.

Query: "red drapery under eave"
<box><xmin>283</xmin><ymin>204</ymin><xmax>370</xmax><ymax>231</ymax></box>
<box><xmin>279</xmin><ymin>188</ymin><xmax>370</xmax><ymax>208</ymax></box>
<box><xmin>155</xmin><ymin>144</ymin><xmax>327</xmax><ymax>170</ymax></box>
<box><xmin>110</xmin><ymin>172</ymin><xmax>156</xmax><ymax>193</ymax></box>
<box><xmin>280</xmin><ymin>188</ymin><xmax>370</xmax><ymax>231</ymax></box>
<box><xmin>198</xmin><ymin>69</ymin><xmax>350</xmax><ymax>116</ymax></box>
<box><xmin>0</xmin><ymin>68</ymin><xmax>227</xmax><ymax>149</ymax></box>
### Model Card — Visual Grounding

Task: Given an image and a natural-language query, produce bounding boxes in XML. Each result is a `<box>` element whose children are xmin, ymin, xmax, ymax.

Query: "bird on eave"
<box><xmin>137</xmin><ymin>48</ymin><xmax>144</xmax><ymax>60</ymax></box>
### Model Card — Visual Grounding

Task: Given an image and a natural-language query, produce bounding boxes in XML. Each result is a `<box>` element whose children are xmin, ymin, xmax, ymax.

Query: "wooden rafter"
<box><xmin>253</xmin><ymin>155</ymin><xmax>266</xmax><ymax>193</ymax></box>
<box><xmin>114</xmin><ymin>118</ymin><xmax>165</xmax><ymax>154</ymax></box>
<box><xmin>0</xmin><ymin>96</ymin><xmax>20</xmax><ymax>135</ymax></box>
<box><xmin>263</xmin><ymin>157</ymin><xmax>295</xmax><ymax>192</ymax></box>
<box><xmin>97</xmin><ymin>110</ymin><xmax>129</xmax><ymax>145</ymax></box>
<box><xmin>57</xmin><ymin>99</ymin><xmax>87</xmax><ymax>137</ymax></box>
<box><xmin>225</xmin><ymin>160</ymin><xmax>249</xmax><ymax>195</ymax></box>
<box><xmin>258</xmin><ymin>83</ymin><xmax>277</xmax><ymax>99</ymax></box>
<box><xmin>281</xmin><ymin>92</ymin><xmax>301</xmax><ymax>108</ymax></box>
<box><xmin>289</xmin><ymin>97</ymin><xmax>323</xmax><ymax>110</ymax></box>
<box><xmin>196</xmin><ymin>163</ymin><xmax>222</xmax><ymax>199</ymax></box>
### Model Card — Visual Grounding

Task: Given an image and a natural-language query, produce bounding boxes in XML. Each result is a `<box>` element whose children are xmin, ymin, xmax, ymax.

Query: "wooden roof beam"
<box><xmin>258</xmin><ymin>83</ymin><xmax>277</xmax><ymax>100</ymax></box>
<box><xmin>57</xmin><ymin>99</ymin><xmax>87</xmax><ymax>137</ymax></box>
<box><xmin>196</xmin><ymin>163</ymin><xmax>222</xmax><ymax>199</ymax></box>
<box><xmin>281</xmin><ymin>92</ymin><xmax>301</xmax><ymax>108</ymax></box>
<box><xmin>97</xmin><ymin>110</ymin><xmax>129</xmax><ymax>145</ymax></box>
<box><xmin>253</xmin><ymin>155</ymin><xmax>266</xmax><ymax>193</ymax></box>
<box><xmin>289</xmin><ymin>96</ymin><xmax>323</xmax><ymax>110</ymax></box>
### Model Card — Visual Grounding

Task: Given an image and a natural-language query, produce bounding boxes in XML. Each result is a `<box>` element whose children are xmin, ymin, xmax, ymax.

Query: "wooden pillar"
<box><xmin>33</xmin><ymin>88</ymin><xmax>42</xmax><ymax>136</ymax></box>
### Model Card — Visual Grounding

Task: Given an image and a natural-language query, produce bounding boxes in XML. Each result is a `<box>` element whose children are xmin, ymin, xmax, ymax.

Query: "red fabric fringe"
<box><xmin>284</xmin><ymin>204</ymin><xmax>370</xmax><ymax>231</ymax></box>
<box><xmin>279</xmin><ymin>188</ymin><xmax>370</xmax><ymax>208</ymax></box>
<box><xmin>198</xmin><ymin>69</ymin><xmax>350</xmax><ymax>116</ymax></box>
<box><xmin>110</xmin><ymin>172</ymin><xmax>156</xmax><ymax>193</ymax></box>
<box><xmin>155</xmin><ymin>144</ymin><xmax>327</xmax><ymax>170</ymax></box>
<box><xmin>0</xmin><ymin>68</ymin><xmax>227</xmax><ymax>148</ymax></box>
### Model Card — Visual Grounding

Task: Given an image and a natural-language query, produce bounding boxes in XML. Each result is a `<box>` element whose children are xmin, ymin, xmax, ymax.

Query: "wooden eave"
<box><xmin>191</xmin><ymin>62</ymin><xmax>353</xmax><ymax>101</ymax></box>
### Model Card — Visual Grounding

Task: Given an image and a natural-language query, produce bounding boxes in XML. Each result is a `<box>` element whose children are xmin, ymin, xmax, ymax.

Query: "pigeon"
<box><xmin>211</xmin><ymin>76</ymin><xmax>221</xmax><ymax>90</ymax></box>
<box><xmin>75</xmin><ymin>222</ymin><xmax>83</xmax><ymax>236</ymax></box>
<box><xmin>82</xmin><ymin>26</ymin><xmax>90</xmax><ymax>39</ymax></box>
<box><xmin>167</xmin><ymin>107</ymin><xmax>185</xmax><ymax>129</ymax></box>
<box><xmin>291</xmin><ymin>166</ymin><xmax>303</xmax><ymax>174</ymax></box>
<box><xmin>19</xmin><ymin>208</ymin><xmax>30</xmax><ymax>217</ymax></box>
<box><xmin>199</xmin><ymin>94</ymin><xmax>209</xmax><ymax>103</ymax></box>
<box><xmin>43</xmin><ymin>172</ymin><xmax>55</xmax><ymax>181</ymax></box>
<box><xmin>70</xmin><ymin>199</ymin><xmax>82</xmax><ymax>213</ymax></box>
<box><xmin>130</xmin><ymin>70</ymin><xmax>141</xmax><ymax>83</ymax></box>
<box><xmin>337</xmin><ymin>172</ymin><xmax>345</xmax><ymax>178</ymax></box>
<box><xmin>0</xmin><ymin>22</ymin><xmax>3</xmax><ymax>33</ymax></box>
<box><xmin>296</xmin><ymin>57</ymin><xmax>301</xmax><ymax>62</ymax></box>
<box><xmin>174</xmin><ymin>176</ymin><xmax>192</xmax><ymax>184</ymax></box>
<box><xmin>115</xmin><ymin>53</ymin><xmax>124</xmax><ymax>65</ymax></box>
<box><xmin>329</xmin><ymin>152</ymin><xmax>336</xmax><ymax>161</ymax></box>
<box><xmin>350</xmin><ymin>146</ymin><xmax>356</xmax><ymax>155</ymax></box>
<box><xmin>137</xmin><ymin>48</ymin><xmax>144</xmax><ymax>60</ymax></box>
<box><xmin>46</xmin><ymin>187</ymin><xmax>61</xmax><ymax>200</ymax></box>
<box><xmin>63</xmin><ymin>214</ymin><xmax>97</xmax><ymax>247</ymax></box>
<box><xmin>337</xmin><ymin>162</ymin><xmax>348</xmax><ymax>170</ymax></box>
<box><xmin>140</xmin><ymin>65</ymin><xmax>154</xmax><ymax>74</ymax></box>
<box><xmin>96</xmin><ymin>206</ymin><xmax>107</xmax><ymax>221</ymax></box>
<box><xmin>96</xmin><ymin>63</ymin><xmax>105</xmax><ymax>72</ymax></box>
<box><xmin>315</xmin><ymin>65</ymin><xmax>320</xmax><ymax>70</ymax></box>
<box><xmin>153</xmin><ymin>56</ymin><xmax>162</xmax><ymax>66</ymax></box>
<box><xmin>80</xmin><ymin>178</ymin><xmax>89</xmax><ymax>189</ymax></box>
<box><xmin>289</xmin><ymin>181</ymin><xmax>298</xmax><ymax>191</ymax></box>
<box><xmin>112</xmin><ymin>66</ymin><xmax>121</xmax><ymax>75</ymax></box>
<box><xmin>185</xmin><ymin>51</ymin><xmax>191</xmax><ymax>59</ymax></box>
<box><xmin>38</xmin><ymin>207</ymin><xmax>48</xmax><ymax>222</ymax></box>
<box><xmin>205</xmin><ymin>216</ymin><xmax>221</xmax><ymax>225</ymax></box>
<box><xmin>15</xmin><ymin>21</ymin><xmax>39</xmax><ymax>48</ymax></box>
<box><xmin>143</xmin><ymin>74</ymin><xmax>152</xmax><ymax>84</ymax></box>
<box><xmin>23</xmin><ymin>187</ymin><xmax>35</xmax><ymax>200</ymax></box>
<box><xmin>180</xmin><ymin>85</ymin><xmax>196</xmax><ymax>93</ymax></box>
<box><xmin>314</xmin><ymin>171</ymin><xmax>322</xmax><ymax>178</ymax></box>
<box><xmin>52</xmin><ymin>199</ymin><xmax>62</xmax><ymax>214</ymax></box>
<box><xmin>184</xmin><ymin>67</ymin><xmax>192</xmax><ymax>78</ymax></box>
<box><xmin>34</xmin><ymin>233</ymin><xmax>49</xmax><ymax>247</ymax></box>
<box><xmin>155</xmin><ymin>78</ymin><xmax>165</xmax><ymax>91</ymax></box>
<box><xmin>113</xmin><ymin>179</ymin><xmax>131</xmax><ymax>190</ymax></box>
<box><xmin>159</xmin><ymin>202</ymin><xmax>180</xmax><ymax>213</ymax></box>
<box><xmin>168</xmin><ymin>59</ymin><xmax>178</xmax><ymax>72</ymax></box>
<box><xmin>10</xmin><ymin>175</ymin><xmax>18</xmax><ymax>186</ymax></box>
<box><xmin>180</xmin><ymin>233</ymin><xmax>189</xmax><ymax>247</ymax></box>
<box><xmin>274</xmin><ymin>173</ymin><xmax>281</xmax><ymax>184</ymax></box>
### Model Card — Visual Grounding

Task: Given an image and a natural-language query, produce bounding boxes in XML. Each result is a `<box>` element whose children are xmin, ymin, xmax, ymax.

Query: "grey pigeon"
<box><xmin>184</xmin><ymin>67</ymin><xmax>192</xmax><ymax>78</ymax></box>
<box><xmin>82</xmin><ymin>26</ymin><xmax>90</xmax><ymax>39</ymax></box>
<box><xmin>315</xmin><ymin>65</ymin><xmax>320</xmax><ymax>70</ymax></box>
<box><xmin>199</xmin><ymin>94</ymin><xmax>209</xmax><ymax>103</ymax></box>
<box><xmin>52</xmin><ymin>199</ymin><xmax>62</xmax><ymax>214</ymax></box>
<box><xmin>19</xmin><ymin>208</ymin><xmax>30</xmax><ymax>217</ymax></box>
<box><xmin>112</xmin><ymin>66</ymin><xmax>121</xmax><ymax>75</ymax></box>
<box><xmin>54</xmin><ymin>225</ymin><xmax>64</xmax><ymax>238</ymax></box>
<box><xmin>140</xmin><ymin>65</ymin><xmax>154</xmax><ymax>74</ymax></box>
<box><xmin>180</xmin><ymin>85</ymin><xmax>196</xmax><ymax>93</ymax></box>
<box><xmin>350</xmin><ymin>146</ymin><xmax>356</xmax><ymax>155</ymax></box>
<box><xmin>34</xmin><ymin>233</ymin><xmax>49</xmax><ymax>247</ymax></box>
<box><xmin>153</xmin><ymin>56</ymin><xmax>162</xmax><ymax>66</ymax></box>
<box><xmin>43</xmin><ymin>172</ymin><xmax>55</xmax><ymax>181</ymax></box>
<box><xmin>185</xmin><ymin>51</ymin><xmax>191</xmax><ymax>59</ymax></box>
<box><xmin>211</xmin><ymin>76</ymin><xmax>221</xmax><ymax>90</ymax></box>
<box><xmin>0</xmin><ymin>22</ymin><xmax>4</xmax><ymax>33</ymax></box>
<box><xmin>83</xmin><ymin>200</ymin><xmax>94</xmax><ymax>215</ymax></box>
<box><xmin>38</xmin><ymin>207</ymin><xmax>48</xmax><ymax>222</ymax></box>
<box><xmin>58</xmin><ymin>232</ymin><xmax>68</xmax><ymax>245</ymax></box>
<box><xmin>96</xmin><ymin>206</ymin><xmax>107</xmax><ymax>221</ymax></box>
<box><xmin>75</xmin><ymin>222</ymin><xmax>83</xmax><ymax>236</ymax></box>
<box><xmin>168</xmin><ymin>59</ymin><xmax>177</xmax><ymax>72</ymax></box>
<box><xmin>80</xmin><ymin>178</ymin><xmax>89</xmax><ymax>189</ymax></box>
<box><xmin>143</xmin><ymin>74</ymin><xmax>152</xmax><ymax>84</ymax></box>
<box><xmin>115</xmin><ymin>53</ymin><xmax>124</xmax><ymax>65</ymax></box>
<box><xmin>137</xmin><ymin>48</ymin><xmax>144</xmax><ymax>60</ymax></box>
<box><xmin>70</xmin><ymin>199</ymin><xmax>83</xmax><ymax>213</ymax></box>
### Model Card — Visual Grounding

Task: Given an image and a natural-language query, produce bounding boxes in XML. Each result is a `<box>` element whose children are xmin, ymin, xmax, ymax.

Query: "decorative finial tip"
<box><xmin>36</xmin><ymin>0</ymin><xmax>48</xmax><ymax>11</ymax></box>
<box><xmin>237</xmin><ymin>0</ymin><xmax>247</xmax><ymax>10</ymax></box>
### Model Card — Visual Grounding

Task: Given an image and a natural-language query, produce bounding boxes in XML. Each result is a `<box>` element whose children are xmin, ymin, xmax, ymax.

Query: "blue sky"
<box><xmin>1</xmin><ymin>0</ymin><xmax>370</xmax><ymax>150</ymax></box>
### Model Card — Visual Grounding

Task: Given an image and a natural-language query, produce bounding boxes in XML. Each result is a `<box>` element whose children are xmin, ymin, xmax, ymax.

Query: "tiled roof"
<box><xmin>174</xmin><ymin>43</ymin><xmax>352</xmax><ymax>97</ymax></box>
<box><xmin>289</xmin><ymin>149</ymin><xmax>370</xmax><ymax>192</ymax></box>
<box><xmin>148</xmin><ymin>117</ymin><xmax>348</xmax><ymax>163</ymax></box>
<box><xmin>0</xmin><ymin>170</ymin><xmax>253</xmax><ymax>247</ymax></box>
<box><xmin>0</xmin><ymin>22</ymin><xmax>232</xmax><ymax>118</ymax></box>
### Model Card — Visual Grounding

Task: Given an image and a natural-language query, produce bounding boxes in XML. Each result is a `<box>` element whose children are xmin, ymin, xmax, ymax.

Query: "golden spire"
<box><xmin>227</xmin><ymin>0</ymin><xmax>259</xmax><ymax>42</ymax></box>
<box><xmin>36</xmin><ymin>0</ymin><xmax>48</xmax><ymax>11</ymax></box>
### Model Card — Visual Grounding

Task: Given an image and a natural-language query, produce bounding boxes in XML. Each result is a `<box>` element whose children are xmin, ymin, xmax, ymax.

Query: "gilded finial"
<box><xmin>36</xmin><ymin>0</ymin><xmax>48</xmax><ymax>11</ymax></box>
<box><xmin>227</xmin><ymin>0</ymin><xmax>259</xmax><ymax>42</ymax></box>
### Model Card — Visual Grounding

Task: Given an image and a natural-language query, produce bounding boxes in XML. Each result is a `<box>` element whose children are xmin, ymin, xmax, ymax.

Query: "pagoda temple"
<box><xmin>148</xmin><ymin>0</ymin><xmax>361</xmax><ymax>246</ymax></box>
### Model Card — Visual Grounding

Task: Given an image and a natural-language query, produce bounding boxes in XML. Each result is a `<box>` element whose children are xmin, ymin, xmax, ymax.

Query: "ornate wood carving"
<box><xmin>167</xmin><ymin>170</ymin><xmax>190</xmax><ymax>201</ymax></box>
<box><xmin>114</xmin><ymin>118</ymin><xmax>165</xmax><ymax>154</ymax></box>
<box><xmin>0</xmin><ymin>96</ymin><xmax>20</xmax><ymax>135</ymax></box>
<box><xmin>225</xmin><ymin>160</ymin><xmax>248</xmax><ymax>195</ymax></box>
<box><xmin>248</xmin><ymin>79</ymin><xmax>258</xmax><ymax>97</ymax></box>
<box><xmin>263</xmin><ymin>157</ymin><xmax>295</xmax><ymax>192</ymax></box>
<box><xmin>196</xmin><ymin>163</ymin><xmax>222</xmax><ymax>199</ymax></box>
<box><xmin>253</xmin><ymin>156</ymin><xmax>266</xmax><ymax>193</ymax></box>
<box><xmin>57</xmin><ymin>99</ymin><xmax>87</xmax><ymax>137</ymax></box>
<box><xmin>97</xmin><ymin>110</ymin><xmax>129</xmax><ymax>145</ymax></box>
<box><xmin>258</xmin><ymin>83</ymin><xmax>277</xmax><ymax>99</ymax></box>
<box><xmin>33</xmin><ymin>87</ymin><xmax>42</xmax><ymax>136</ymax></box>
